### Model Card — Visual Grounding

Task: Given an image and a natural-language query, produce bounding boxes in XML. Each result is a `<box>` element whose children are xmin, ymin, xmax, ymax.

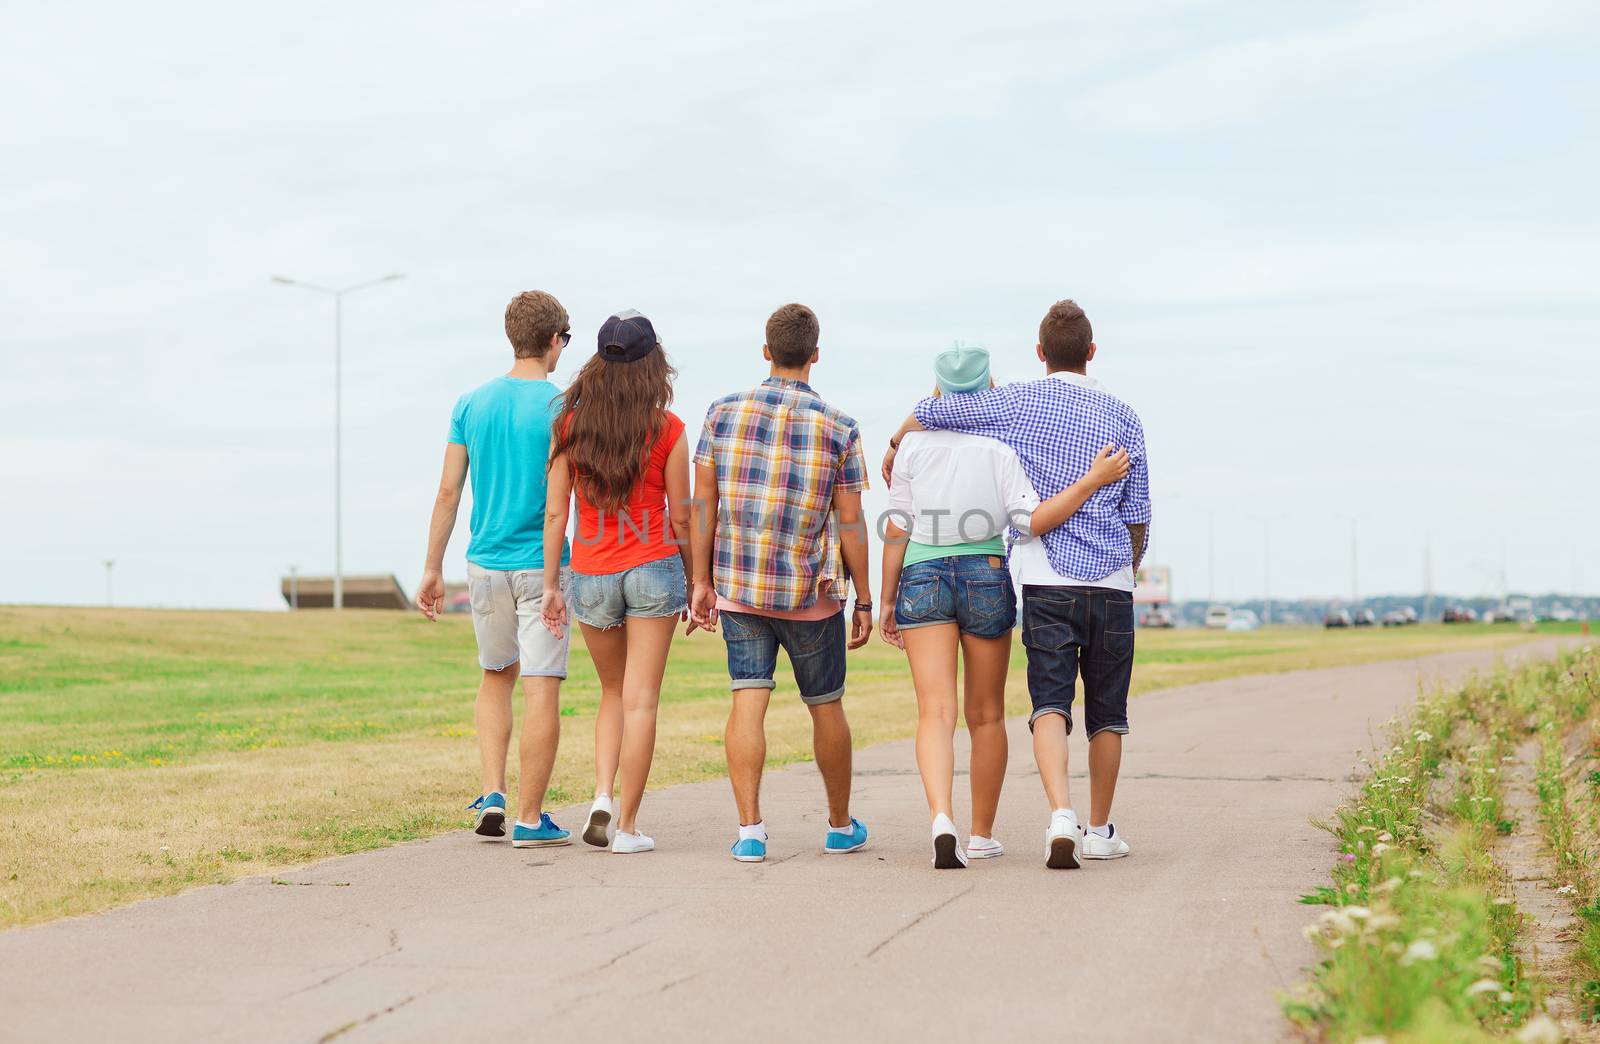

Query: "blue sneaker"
<box><xmin>511</xmin><ymin>812</ymin><xmax>571</xmax><ymax>848</ymax></box>
<box><xmin>468</xmin><ymin>793</ymin><xmax>507</xmax><ymax>838</ymax></box>
<box><xmin>731</xmin><ymin>837</ymin><xmax>767</xmax><ymax>863</ymax></box>
<box><xmin>823</xmin><ymin>817</ymin><xmax>868</xmax><ymax>854</ymax></box>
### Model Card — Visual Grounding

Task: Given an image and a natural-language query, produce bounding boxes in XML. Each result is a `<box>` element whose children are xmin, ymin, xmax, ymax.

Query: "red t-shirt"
<box><xmin>569</xmin><ymin>410</ymin><xmax>685</xmax><ymax>576</ymax></box>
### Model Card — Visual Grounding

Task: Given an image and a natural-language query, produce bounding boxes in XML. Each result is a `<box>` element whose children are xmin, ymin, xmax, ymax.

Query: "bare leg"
<box><xmin>582</xmin><ymin>623</ymin><xmax>627</xmax><ymax>800</ymax></box>
<box><xmin>1088</xmin><ymin>731</ymin><xmax>1123</xmax><ymax>826</ymax></box>
<box><xmin>515</xmin><ymin>676</ymin><xmax>561</xmax><ymax>823</ymax></box>
<box><xmin>902</xmin><ymin>624</ymin><xmax>960</xmax><ymax>822</ymax></box>
<box><xmin>808</xmin><ymin>700</ymin><xmax>854</xmax><ymax>828</ymax></box>
<box><xmin>726</xmin><ymin>688</ymin><xmax>771</xmax><ymax>824</ymax></box>
<box><xmin>476</xmin><ymin>665</ymin><xmax>519</xmax><ymax>796</ymax></box>
<box><xmin>1032</xmin><ymin>712</ymin><xmax>1072</xmax><ymax>811</ymax></box>
<box><xmin>614</xmin><ymin>615</ymin><xmax>676</xmax><ymax>834</ymax></box>
<box><xmin>959</xmin><ymin>630</ymin><xmax>1011</xmax><ymax>838</ymax></box>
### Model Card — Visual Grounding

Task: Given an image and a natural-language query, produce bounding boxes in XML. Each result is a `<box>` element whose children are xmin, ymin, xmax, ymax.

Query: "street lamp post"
<box><xmin>272</xmin><ymin>273</ymin><xmax>404</xmax><ymax>610</ymax></box>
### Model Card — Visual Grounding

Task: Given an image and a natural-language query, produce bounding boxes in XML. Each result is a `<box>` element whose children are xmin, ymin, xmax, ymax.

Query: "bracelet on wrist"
<box><xmin>853</xmin><ymin>601</ymin><xmax>873</xmax><ymax>613</ymax></box>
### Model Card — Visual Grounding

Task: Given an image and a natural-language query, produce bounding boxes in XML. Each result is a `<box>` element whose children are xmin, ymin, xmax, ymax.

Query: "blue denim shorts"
<box><xmin>1020</xmin><ymin>585</ymin><xmax>1134</xmax><ymax>738</ymax></box>
<box><xmin>894</xmin><ymin>554</ymin><xmax>1017</xmax><ymax>639</ymax></box>
<box><xmin>720</xmin><ymin>610</ymin><xmax>846</xmax><ymax>705</ymax></box>
<box><xmin>570</xmin><ymin>556</ymin><xmax>687</xmax><ymax>630</ymax></box>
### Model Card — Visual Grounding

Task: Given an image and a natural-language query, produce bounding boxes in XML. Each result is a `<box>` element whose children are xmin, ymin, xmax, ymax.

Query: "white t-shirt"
<box><xmin>887</xmin><ymin>431</ymin><xmax>1038</xmax><ymax>546</ymax></box>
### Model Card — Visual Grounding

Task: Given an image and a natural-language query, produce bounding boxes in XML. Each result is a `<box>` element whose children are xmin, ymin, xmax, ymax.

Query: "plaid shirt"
<box><xmin>914</xmin><ymin>373</ymin><xmax>1151</xmax><ymax>582</ymax></box>
<box><xmin>694</xmin><ymin>377</ymin><xmax>869</xmax><ymax>612</ymax></box>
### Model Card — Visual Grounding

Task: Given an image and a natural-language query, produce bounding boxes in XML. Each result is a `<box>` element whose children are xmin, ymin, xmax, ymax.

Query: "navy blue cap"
<box><xmin>596</xmin><ymin>309</ymin><xmax>660</xmax><ymax>363</ymax></box>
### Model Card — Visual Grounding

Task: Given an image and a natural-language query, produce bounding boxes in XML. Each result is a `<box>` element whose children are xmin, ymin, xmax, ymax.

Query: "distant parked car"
<box><xmin>1324</xmin><ymin>610</ymin><xmax>1353</xmax><ymax>629</ymax></box>
<box><xmin>1352</xmin><ymin>609</ymin><xmax>1377</xmax><ymax>627</ymax></box>
<box><xmin>1399</xmin><ymin>606</ymin><xmax>1419</xmax><ymax>624</ymax></box>
<box><xmin>1226</xmin><ymin>609</ymin><xmax>1260</xmax><ymax>632</ymax></box>
<box><xmin>1140</xmin><ymin>607</ymin><xmax>1175</xmax><ymax>629</ymax></box>
<box><xmin>1381</xmin><ymin>611</ymin><xmax>1408</xmax><ymax>627</ymax></box>
<box><xmin>1204</xmin><ymin>605</ymin><xmax>1233</xmax><ymax>629</ymax></box>
<box><xmin>1442</xmin><ymin>606</ymin><xmax>1477</xmax><ymax>623</ymax></box>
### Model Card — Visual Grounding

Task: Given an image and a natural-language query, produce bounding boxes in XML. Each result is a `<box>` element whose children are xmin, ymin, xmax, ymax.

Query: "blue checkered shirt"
<box><xmin>914</xmin><ymin>373</ymin><xmax>1151</xmax><ymax>582</ymax></box>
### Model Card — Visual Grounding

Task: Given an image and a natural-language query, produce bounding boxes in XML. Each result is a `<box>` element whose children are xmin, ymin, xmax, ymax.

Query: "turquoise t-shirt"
<box><xmin>447</xmin><ymin>376</ymin><xmax>570</xmax><ymax>571</ymax></box>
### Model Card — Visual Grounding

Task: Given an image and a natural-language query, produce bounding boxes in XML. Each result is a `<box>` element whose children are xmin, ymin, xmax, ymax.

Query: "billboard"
<box><xmin>1134</xmin><ymin>565</ymin><xmax>1172</xmax><ymax>605</ymax></box>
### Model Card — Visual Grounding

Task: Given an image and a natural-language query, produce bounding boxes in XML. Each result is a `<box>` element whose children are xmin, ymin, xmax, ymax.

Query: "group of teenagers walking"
<box><xmin>416</xmin><ymin>292</ymin><xmax>1152</xmax><ymax>870</ymax></box>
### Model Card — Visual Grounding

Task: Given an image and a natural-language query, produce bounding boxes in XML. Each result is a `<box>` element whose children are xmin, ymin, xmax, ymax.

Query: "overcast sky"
<box><xmin>3</xmin><ymin>0</ymin><xmax>1596</xmax><ymax>610</ymax></box>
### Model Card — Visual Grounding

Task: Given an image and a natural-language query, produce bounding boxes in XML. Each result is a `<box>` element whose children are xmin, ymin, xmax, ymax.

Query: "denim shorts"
<box><xmin>721</xmin><ymin>610</ymin><xmax>846</xmax><ymax>705</ymax></box>
<box><xmin>569</xmin><ymin>556</ymin><xmax>687</xmax><ymax>630</ymax></box>
<box><xmin>894</xmin><ymin>554</ymin><xmax>1017</xmax><ymax>639</ymax></box>
<box><xmin>1020</xmin><ymin>585</ymin><xmax>1134</xmax><ymax>738</ymax></box>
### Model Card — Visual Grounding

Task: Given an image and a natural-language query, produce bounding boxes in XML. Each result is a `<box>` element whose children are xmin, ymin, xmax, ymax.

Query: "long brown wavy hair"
<box><xmin>551</xmin><ymin>348</ymin><xmax>677</xmax><ymax>510</ymax></box>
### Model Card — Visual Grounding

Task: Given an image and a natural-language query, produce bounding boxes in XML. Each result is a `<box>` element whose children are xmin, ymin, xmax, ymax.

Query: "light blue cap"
<box><xmin>934</xmin><ymin>341</ymin><xmax>992</xmax><ymax>394</ymax></box>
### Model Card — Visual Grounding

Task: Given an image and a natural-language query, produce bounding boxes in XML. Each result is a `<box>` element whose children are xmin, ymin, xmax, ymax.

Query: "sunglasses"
<box><xmin>558</xmin><ymin>330</ymin><xmax>572</xmax><ymax>348</ymax></box>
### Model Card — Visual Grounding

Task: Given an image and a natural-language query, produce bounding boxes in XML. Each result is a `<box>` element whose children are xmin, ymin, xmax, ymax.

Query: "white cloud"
<box><xmin>1073</xmin><ymin>0</ymin><xmax>1586</xmax><ymax>133</ymax></box>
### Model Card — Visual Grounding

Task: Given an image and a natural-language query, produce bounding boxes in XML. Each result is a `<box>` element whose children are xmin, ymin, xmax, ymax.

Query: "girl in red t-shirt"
<box><xmin>542</xmin><ymin>310</ymin><xmax>695</xmax><ymax>854</ymax></box>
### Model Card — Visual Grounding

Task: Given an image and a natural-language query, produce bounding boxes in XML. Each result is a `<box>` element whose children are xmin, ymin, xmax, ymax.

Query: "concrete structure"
<box><xmin>280</xmin><ymin>574</ymin><xmax>409</xmax><ymax>610</ymax></box>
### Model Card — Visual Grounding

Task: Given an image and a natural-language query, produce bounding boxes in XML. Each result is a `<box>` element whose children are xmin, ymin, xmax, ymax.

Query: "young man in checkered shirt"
<box><xmin>689</xmin><ymin>303</ymin><xmax>877</xmax><ymax>864</ymax></box>
<box><xmin>885</xmin><ymin>300</ymin><xmax>1151</xmax><ymax>868</ymax></box>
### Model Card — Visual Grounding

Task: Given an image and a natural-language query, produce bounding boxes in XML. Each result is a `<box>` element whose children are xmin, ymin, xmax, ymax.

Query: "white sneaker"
<box><xmin>1045</xmin><ymin>814</ymin><xmax>1082</xmax><ymax>870</ymax></box>
<box><xmin>966</xmin><ymin>835</ymin><xmax>1004</xmax><ymax>859</ymax></box>
<box><xmin>611</xmin><ymin>829</ymin><xmax>654</xmax><ymax>854</ymax></box>
<box><xmin>583</xmin><ymin>794</ymin><xmax>614</xmax><ymax>848</ymax></box>
<box><xmin>931</xmin><ymin>813</ymin><xmax>968</xmax><ymax>869</ymax></box>
<box><xmin>1081</xmin><ymin>823</ymin><xmax>1130</xmax><ymax>859</ymax></box>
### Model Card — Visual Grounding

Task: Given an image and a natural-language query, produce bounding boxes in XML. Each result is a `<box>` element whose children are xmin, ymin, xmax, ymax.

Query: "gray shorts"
<box><xmin>467</xmin><ymin>562</ymin><xmax>572</xmax><ymax>677</ymax></box>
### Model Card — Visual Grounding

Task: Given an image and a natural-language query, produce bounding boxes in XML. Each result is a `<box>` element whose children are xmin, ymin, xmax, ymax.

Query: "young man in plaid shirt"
<box><xmin>689</xmin><ymin>303</ymin><xmax>876</xmax><ymax>863</ymax></box>
<box><xmin>885</xmin><ymin>300</ymin><xmax>1151</xmax><ymax>869</ymax></box>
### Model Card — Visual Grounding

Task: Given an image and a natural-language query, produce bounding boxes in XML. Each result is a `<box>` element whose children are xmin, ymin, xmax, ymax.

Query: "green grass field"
<box><xmin>0</xmin><ymin>604</ymin><xmax>1571</xmax><ymax>929</ymax></box>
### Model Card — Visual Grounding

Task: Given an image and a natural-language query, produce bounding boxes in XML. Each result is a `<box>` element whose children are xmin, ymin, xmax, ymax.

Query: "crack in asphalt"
<box><xmin>657</xmin><ymin>971</ymin><xmax>700</xmax><ymax>993</ymax></box>
<box><xmin>563</xmin><ymin>940</ymin><xmax>650</xmax><ymax>982</ymax></box>
<box><xmin>580</xmin><ymin>903</ymin><xmax>680</xmax><ymax>938</ymax></box>
<box><xmin>316</xmin><ymin>987</ymin><xmax>424</xmax><ymax>1043</ymax></box>
<box><xmin>865</xmin><ymin>884</ymin><xmax>976</xmax><ymax>960</ymax></box>
<box><xmin>284</xmin><ymin>929</ymin><xmax>401</xmax><ymax>999</ymax></box>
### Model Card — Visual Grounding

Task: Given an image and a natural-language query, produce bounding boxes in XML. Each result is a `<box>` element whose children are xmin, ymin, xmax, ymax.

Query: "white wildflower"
<box><xmin>1372</xmin><ymin>843</ymin><xmax>1391</xmax><ymax>856</ymax></box>
<box><xmin>1400</xmin><ymin>939</ymin><xmax>1437</xmax><ymax>965</ymax></box>
<box><xmin>1414</xmin><ymin>730</ymin><xmax>1433</xmax><ymax>742</ymax></box>
<box><xmin>1515</xmin><ymin>1014</ymin><xmax>1561</xmax><ymax>1044</ymax></box>
<box><xmin>1319</xmin><ymin>909</ymin><xmax>1358</xmax><ymax>936</ymax></box>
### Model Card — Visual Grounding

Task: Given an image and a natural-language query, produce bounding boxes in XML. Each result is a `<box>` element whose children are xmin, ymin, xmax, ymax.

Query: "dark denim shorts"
<box><xmin>570</xmin><ymin>556</ymin><xmax>687</xmax><ymax>630</ymax></box>
<box><xmin>894</xmin><ymin>555</ymin><xmax>1017</xmax><ymax>639</ymax></box>
<box><xmin>721</xmin><ymin>610</ymin><xmax>846</xmax><ymax>705</ymax></box>
<box><xmin>1020</xmin><ymin>585</ymin><xmax>1134</xmax><ymax>738</ymax></box>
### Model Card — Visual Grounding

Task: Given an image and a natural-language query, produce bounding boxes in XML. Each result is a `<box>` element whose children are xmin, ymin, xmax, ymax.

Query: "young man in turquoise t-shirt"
<box><xmin>416</xmin><ymin>290</ymin><xmax>574</xmax><ymax>849</ymax></box>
